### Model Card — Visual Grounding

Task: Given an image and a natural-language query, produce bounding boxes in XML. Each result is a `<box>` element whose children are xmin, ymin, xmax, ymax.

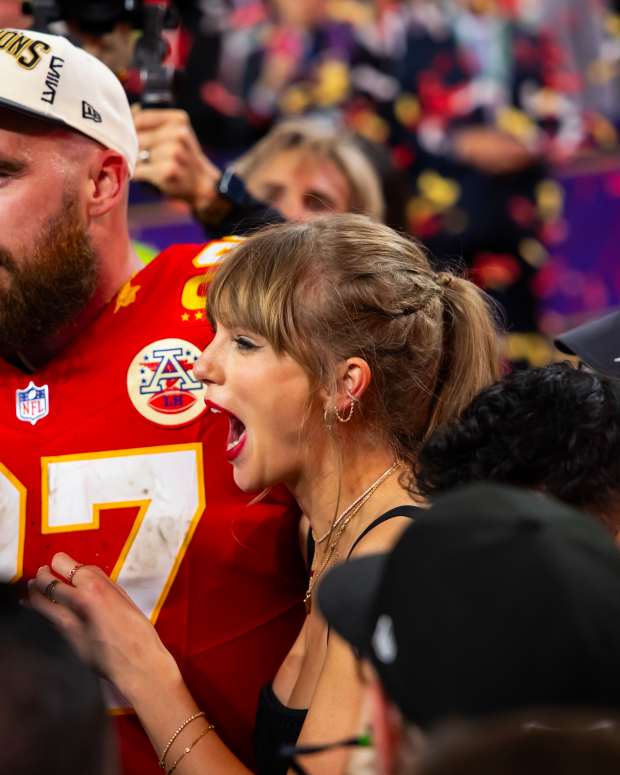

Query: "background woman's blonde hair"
<box><xmin>208</xmin><ymin>214</ymin><xmax>502</xmax><ymax>490</ymax></box>
<box><xmin>233</xmin><ymin>118</ymin><xmax>385</xmax><ymax>222</ymax></box>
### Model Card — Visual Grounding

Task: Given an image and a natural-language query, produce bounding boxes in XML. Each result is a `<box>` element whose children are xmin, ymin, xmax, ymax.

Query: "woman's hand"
<box><xmin>29</xmin><ymin>553</ymin><xmax>181</xmax><ymax>706</ymax></box>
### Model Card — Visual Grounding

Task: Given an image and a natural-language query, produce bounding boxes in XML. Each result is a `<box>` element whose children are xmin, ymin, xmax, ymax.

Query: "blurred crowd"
<box><xmin>101</xmin><ymin>2</ymin><xmax>620</xmax><ymax>337</ymax></box>
<box><xmin>5</xmin><ymin>0</ymin><xmax>620</xmax><ymax>356</ymax></box>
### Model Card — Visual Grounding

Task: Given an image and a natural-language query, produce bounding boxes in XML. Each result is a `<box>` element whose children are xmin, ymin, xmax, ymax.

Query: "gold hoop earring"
<box><xmin>335</xmin><ymin>396</ymin><xmax>357</xmax><ymax>423</ymax></box>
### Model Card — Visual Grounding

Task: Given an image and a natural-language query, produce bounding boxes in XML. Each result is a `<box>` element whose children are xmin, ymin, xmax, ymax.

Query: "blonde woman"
<box><xmin>31</xmin><ymin>215</ymin><xmax>501</xmax><ymax>775</ymax></box>
<box><xmin>132</xmin><ymin>110</ymin><xmax>385</xmax><ymax>227</ymax></box>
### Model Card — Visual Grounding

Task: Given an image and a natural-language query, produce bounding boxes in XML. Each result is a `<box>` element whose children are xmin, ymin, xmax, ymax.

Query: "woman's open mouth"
<box><xmin>206</xmin><ymin>400</ymin><xmax>248</xmax><ymax>462</ymax></box>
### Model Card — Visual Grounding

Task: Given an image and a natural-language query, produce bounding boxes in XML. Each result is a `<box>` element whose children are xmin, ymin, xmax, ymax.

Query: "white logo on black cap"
<box><xmin>82</xmin><ymin>100</ymin><xmax>102</xmax><ymax>122</ymax></box>
<box><xmin>372</xmin><ymin>615</ymin><xmax>398</xmax><ymax>664</ymax></box>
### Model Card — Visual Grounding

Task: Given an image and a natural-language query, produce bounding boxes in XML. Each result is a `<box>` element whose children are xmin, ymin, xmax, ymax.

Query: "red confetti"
<box><xmin>391</xmin><ymin>145</ymin><xmax>415</xmax><ymax>169</ymax></box>
<box><xmin>471</xmin><ymin>253</ymin><xmax>522</xmax><ymax>290</ymax></box>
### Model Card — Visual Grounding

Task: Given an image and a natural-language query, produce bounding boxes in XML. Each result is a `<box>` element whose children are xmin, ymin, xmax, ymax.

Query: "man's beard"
<box><xmin>0</xmin><ymin>197</ymin><xmax>99</xmax><ymax>353</ymax></box>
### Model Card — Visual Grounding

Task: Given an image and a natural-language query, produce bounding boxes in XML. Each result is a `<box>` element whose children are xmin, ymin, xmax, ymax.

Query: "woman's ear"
<box><xmin>320</xmin><ymin>358</ymin><xmax>371</xmax><ymax>425</ymax></box>
<box><xmin>340</xmin><ymin>357</ymin><xmax>371</xmax><ymax>404</ymax></box>
<box><xmin>85</xmin><ymin>149</ymin><xmax>128</xmax><ymax>218</ymax></box>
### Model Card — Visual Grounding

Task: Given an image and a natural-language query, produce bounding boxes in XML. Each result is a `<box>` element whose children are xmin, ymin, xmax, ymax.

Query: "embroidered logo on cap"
<box><xmin>16</xmin><ymin>380</ymin><xmax>49</xmax><ymax>425</ymax></box>
<box><xmin>127</xmin><ymin>338</ymin><xmax>207</xmax><ymax>427</ymax></box>
<box><xmin>372</xmin><ymin>615</ymin><xmax>398</xmax><ymax>664</ymax></box>
<box><xmin>41</xmin><ymin>55</ymin><xmax>64</xmax><ymax>105</ymax></box>
<box><xmin>0</xmin><ymin>29</ymin><xmax>50</xmax><ymax>70</ymax></box>
<box><xmin>82</xmin><ymin>100</ymin><xmax>102</xmax><ymax>122</ymax></box>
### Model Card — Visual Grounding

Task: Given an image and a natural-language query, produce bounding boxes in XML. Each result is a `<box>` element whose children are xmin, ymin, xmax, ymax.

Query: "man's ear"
<box><xmin>86</xmin><ymin>150</ymin><xmax>128</xmax><ymax>218</ymax></box>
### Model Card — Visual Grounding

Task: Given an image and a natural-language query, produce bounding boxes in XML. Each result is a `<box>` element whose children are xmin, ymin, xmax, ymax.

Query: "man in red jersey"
<box><xmin>0</xmin><ymin>28</ymin><xmax>305</xmax><ymax>773</ymax></box>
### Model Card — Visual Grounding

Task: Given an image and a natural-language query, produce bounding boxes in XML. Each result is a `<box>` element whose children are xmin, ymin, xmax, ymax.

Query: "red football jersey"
<box><xmin>1</xmin><ymin>241</ymin><xmax>306</xmax><ymax>772</ymax></box>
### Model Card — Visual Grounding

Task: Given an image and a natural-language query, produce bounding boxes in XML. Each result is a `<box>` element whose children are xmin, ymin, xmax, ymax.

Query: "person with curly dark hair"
<box><xmin>416</xmin><ymin>362</ymin><xmax>620</xmax><ymax>534</ymax></box>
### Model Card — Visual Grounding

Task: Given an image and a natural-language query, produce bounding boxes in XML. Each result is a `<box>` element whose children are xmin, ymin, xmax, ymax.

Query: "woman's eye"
<box><xmin>233</xmin><ymin>336</ymin><xmax>259</xmax><ymax>351</ymax></box>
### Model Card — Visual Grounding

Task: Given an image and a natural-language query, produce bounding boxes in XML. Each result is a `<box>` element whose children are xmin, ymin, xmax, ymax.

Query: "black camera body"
<box><xmin>22</xmin><ymin>0</ymin><xmax>177</xmax><ymax>107</ymax></box>
<box><xmin>23</xmin><ymin>1</ymin><xmax>144</xmax><ymax>34</ymax></box>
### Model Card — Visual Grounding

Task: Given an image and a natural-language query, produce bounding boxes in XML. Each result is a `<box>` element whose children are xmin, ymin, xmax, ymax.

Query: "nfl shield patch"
<box><xmin>16</xmin><ymin>381</ymin><xmax>49</xmax><ymax>425</ymax></box>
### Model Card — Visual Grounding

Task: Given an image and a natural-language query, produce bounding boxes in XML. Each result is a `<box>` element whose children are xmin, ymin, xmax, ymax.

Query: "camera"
<box><xmin>22</xmin><ymin>1</ymin><xmax>144</xmax><ymax>34</ymax></box>
<box><xmin>22</xmin><ymin>0</ymin><xmax>178</xmax><ymax>107</ymax></box>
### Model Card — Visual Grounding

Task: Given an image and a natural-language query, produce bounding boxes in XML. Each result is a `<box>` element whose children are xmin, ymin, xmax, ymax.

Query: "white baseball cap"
<box><xmin>0</xmin><ymin>28</ymin><xmax>138</xmax><ymax>173</ymax></box>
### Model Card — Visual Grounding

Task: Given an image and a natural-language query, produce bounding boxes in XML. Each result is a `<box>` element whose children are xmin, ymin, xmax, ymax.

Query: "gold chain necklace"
<box><xmin>313</xmin><ymin>467</ymin><xmax>398</xmax><ymax>545</ymax></box>
<box><xmin>304</xmin><ymin>461</ymin><xmax>399</xmax><ymax>615</ymax></box>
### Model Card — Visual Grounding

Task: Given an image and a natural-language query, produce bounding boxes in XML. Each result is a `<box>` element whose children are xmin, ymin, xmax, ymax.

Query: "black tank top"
<box><xmin>253</xmin><ymin>505</ymin><xmax>420</xmax><ymax>775</ymax></box>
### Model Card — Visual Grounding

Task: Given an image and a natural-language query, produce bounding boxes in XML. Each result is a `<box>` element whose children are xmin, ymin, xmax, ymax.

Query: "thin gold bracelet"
<box><xmin>158</xmin><ymin>711</ymin><xmax>205</xmax><ymax>769</ymax></box>
<box><xmin>166</xmin><ymin>724</ymin><xmax>215</xmax><ymax>775</ymax></box>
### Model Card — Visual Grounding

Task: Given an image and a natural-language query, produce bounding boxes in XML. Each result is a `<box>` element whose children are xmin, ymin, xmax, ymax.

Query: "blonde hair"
<box><xmin>208</xmin><ymin>215</ymin><xmax>502</xmax><ymax>490</ymax></box>
<box><xmin>233</xmin><ymin>118</ymin><xmax>385</xmax><ymax>222</ymax></box>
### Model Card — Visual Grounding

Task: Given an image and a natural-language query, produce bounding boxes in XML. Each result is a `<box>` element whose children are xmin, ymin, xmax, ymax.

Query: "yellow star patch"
<box><xmin>194</xmin><ymin>311</ymin><xmax>204</xmax><ymax>320</ymax></box>
<box><xmin>114</xmin><ymin>280</ymin><xmax>140</xmax><ymax>313</ymax></box>
<box><xmin>181</xmin><ymin>313</ymin><xmax>190</xmax><ymax>322</ymax></box>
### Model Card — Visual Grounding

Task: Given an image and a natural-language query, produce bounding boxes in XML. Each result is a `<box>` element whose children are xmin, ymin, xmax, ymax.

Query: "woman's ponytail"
<box><xmin>425</xmin><ymin>274</ymin><xmax>503</xmax><ymax>437</ymax></box>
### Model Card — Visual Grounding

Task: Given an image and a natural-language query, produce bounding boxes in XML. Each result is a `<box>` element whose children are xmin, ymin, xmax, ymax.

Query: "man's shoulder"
<box><xmin>113</xmin><ymin>236</ymin><xmax>243</xmax><ymax>321</ymax></box>
<box><xmin>149</xmin><ymin>236</ymin><xmax>243</xmax><ymax>277</ymax></box>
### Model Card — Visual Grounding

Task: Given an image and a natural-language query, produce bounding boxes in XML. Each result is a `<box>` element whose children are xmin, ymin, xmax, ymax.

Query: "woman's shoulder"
<box><xmin>348</xmin><ymin>504</ymin><xmax>422</xmax><ymax>559</ymax></box>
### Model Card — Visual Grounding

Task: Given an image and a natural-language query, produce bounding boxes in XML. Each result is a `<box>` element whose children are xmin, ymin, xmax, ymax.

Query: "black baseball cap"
<box><xmin>555</xmin><ymin>308</ymin><xmax>620</xmax><ymax>377</ymax></box>
<box><xmin>318</xmin><ymin>484</ymin><xmax>620</xmax><ymax>728</ymax></box>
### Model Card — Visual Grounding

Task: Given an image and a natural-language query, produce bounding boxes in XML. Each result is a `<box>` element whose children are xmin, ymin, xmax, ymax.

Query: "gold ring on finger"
<box><xmin>68</xmin><ymin>563</ymin><xmax>83</xmax><ymax>584</ymax></box>
<box><xmin>44</xmin><ymin>579</ymin><xmax>60</xmax><ymax>604</ymax></box>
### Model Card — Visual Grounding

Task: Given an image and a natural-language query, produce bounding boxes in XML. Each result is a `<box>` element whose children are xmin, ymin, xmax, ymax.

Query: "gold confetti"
<box><xmin>605</xmin><ymin>12</ymin><xmax>620</xmax><ymax>38</ymax></box>
<box><xmin>351</xmin><ymin>110</ymin><xmax>390</xmax><ymax>144</ymax></box>
<box><xmin>326</xmin><ymin>0</ymin><xmax>373</xmax><ymax>25</ymax></box>
<box><xmin>587</xmin><ymin>59</ymin><xmax>619</xmax><ymax>86</ymax></box>
<box><xmin>591</xmin><ymin>114</ymin><xmax>619</xmax><ymax>149</ymax></box>
<box><xmin>519</xmin><ymin>238</ymin><xmax>549</xmax><ymax>268</ymax></box>
<box><xmin>496</xmin><ymin>106</ymin><xmax>537</xmax><ymax>141</ymax></box>
<box><xmin>407</xmin><ymin>196</ymin><xmax>438</xmax><ymax>224</ymax></box>
<box><xmin>279</xmin><ymin>86</ymin><xmax>311</xmax><ymax>114</ymax></box>
<box><xmin>535</xmin><ymin>179</ymin><xmax>564</xmax><ymax>221</ymax></box>
<box><xmin>395</xmin><ymin>93</ymin><xmax>421</xmax><ymax>127</ymax></box>
<box><xmin>418</xmin><ymin>171</ymin><xmax>461</xmax><ymax>210</ymax></box>
<box><xmin>506</xmin><ymin>333</ymin><xmax>556</xmax><ymax>368</ymax></box>
<box><xmin>313</xmin><ymin>60</ymin><xmax>350</xmax><ymax>107</ymax></box>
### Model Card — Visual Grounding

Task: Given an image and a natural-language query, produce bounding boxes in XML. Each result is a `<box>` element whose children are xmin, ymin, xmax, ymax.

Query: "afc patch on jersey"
<box><xmin>16</xmin><ymin>380</ymin><xmax>50</xmax><ymax>425</ymax></box>
<box><xmin>127</xmin><ymin>338</ymin><xmax>207</xmax><ymax>427</ymax></box>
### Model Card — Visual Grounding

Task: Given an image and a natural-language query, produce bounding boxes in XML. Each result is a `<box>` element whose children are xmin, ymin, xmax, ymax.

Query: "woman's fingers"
<box><xmin>29</xmin><ymin>555</ymin><xmax>164</xmax><ymax>692</ymax></box>
<box><xmin>29</xmin><ymin>576</ymin><xmax>65</xmax><ymax>614</ymax></box>
<box><xmin>32</xmin><ymin>558</ymin><xmax>98</xmax><ymax>619</ymax></box>
<box><xmin>50</xmin><ymin>552</ymin><xmax>91</xmax><ymax>584</ymax></box>
<box><xmin>32</xmin><ymin>564</ymin><xmax>74</xmax><ymax>604</ymax></box>
<box><xmin>28</xmin><ymin>579</ymin><xmax>93</xmax><ymax>662</ymax></box>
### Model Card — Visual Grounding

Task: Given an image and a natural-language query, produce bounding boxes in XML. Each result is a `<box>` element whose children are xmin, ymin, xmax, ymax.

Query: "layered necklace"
<box><xmin>304</xmin><ymin>461</ymin><xmax>399</xmax><ymax>615</ymax></box>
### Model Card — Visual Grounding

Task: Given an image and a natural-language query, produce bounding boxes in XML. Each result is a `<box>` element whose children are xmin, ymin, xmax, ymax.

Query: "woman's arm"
<box><xmin>30</xmin><ymin>534</ymin><xmax>388</xmax><ymax>775</ymax></box>
<box><xmin>29</xmin><ymin>553</ymin><xmax>250</xmax><ymax>775</ymax></box>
